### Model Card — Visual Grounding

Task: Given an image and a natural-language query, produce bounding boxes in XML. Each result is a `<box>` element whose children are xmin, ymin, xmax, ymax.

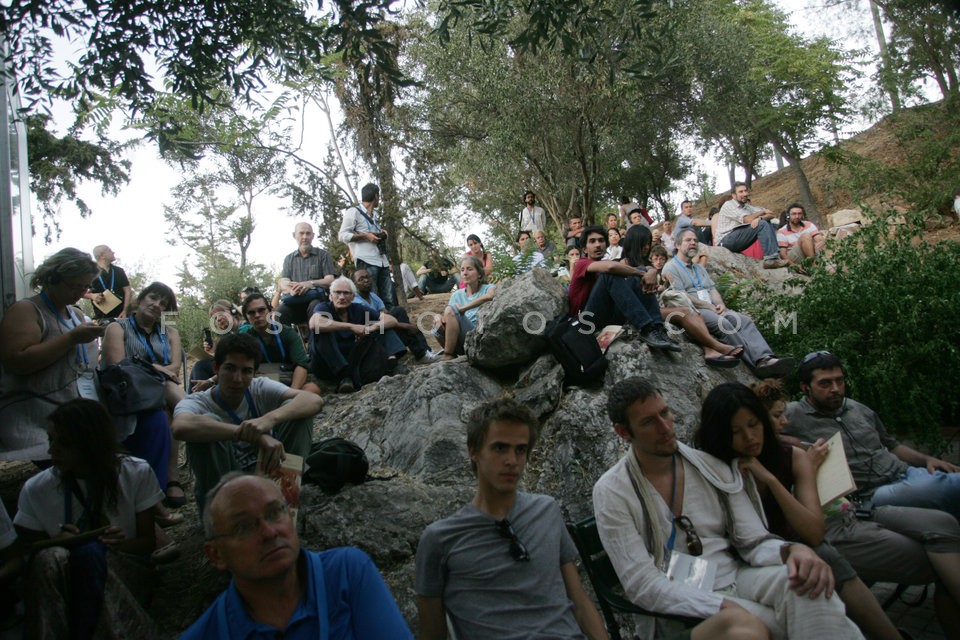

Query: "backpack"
<box><xmin>348</xmin><ymin>334</ymin><xmax>389</xmax><ymax>388</ymax></box>
<box><xmin>305</xmin><ymin>437</ymin><xmax>369</xmax><ymax>492</ymax></box>
<box><xmin>545</xmin><ymin>316</ymin><xmax>607</xmax><ymax>387</ymax></box>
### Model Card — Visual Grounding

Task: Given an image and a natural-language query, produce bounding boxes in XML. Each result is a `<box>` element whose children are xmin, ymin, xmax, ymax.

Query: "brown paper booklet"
<box><xmin>92</xmin><ymin>289</ymin><xmax>122</xmax><ymax>314</ymax></box>
<box><xmin>816</xmin><ymin>432</ymin><xmax>857</xmax><ymax>506</ymax></box>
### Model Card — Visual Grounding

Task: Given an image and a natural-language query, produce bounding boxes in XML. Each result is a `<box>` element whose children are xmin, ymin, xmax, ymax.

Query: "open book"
<box><xmin>257</xmin><ymin>451</ymin><xmax>304</xmax><ymax>525</ymax></box>
<box><xmin>596</xmin><ymin>325</ymin><xmax>625</xmax><ymax>353</ymax></box>
<box><xmin>816</xmin><ymin>432</ymin><xmax>857</xmax><ymax>506</ymax></box>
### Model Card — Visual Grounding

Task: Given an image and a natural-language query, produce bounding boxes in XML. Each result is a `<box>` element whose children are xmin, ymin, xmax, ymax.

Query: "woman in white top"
<box><xmin>14</xmin><ymin>398</ymin><xmax>163</xmax><ymax>640</ymax></box>
<box><xmin>603</xmin><ymin>227</ymin><xmax>623</xmax><ymax>260</ymax></box>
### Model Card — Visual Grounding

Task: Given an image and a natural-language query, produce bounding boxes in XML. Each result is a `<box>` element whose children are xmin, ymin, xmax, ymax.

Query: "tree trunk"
<box><xmin>772</xmin><ymin>139</ymin><xmax>822</xmax><ymax>226</ymax></box>
<box><xmin>869</xmin><ymin>0</ymin><xmax>901</xmax><ymax>112</ymax></box>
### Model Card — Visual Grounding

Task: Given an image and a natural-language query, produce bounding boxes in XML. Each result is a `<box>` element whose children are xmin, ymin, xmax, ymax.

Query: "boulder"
<box><xmin>464</xmin><ymin>268</ymin><xmax>567</xmax><ymax>369</ymax></box>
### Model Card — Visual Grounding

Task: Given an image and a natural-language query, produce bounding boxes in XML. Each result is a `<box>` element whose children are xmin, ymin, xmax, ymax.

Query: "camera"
<box><xmin>375</xmin><ymin>230</ymin><xmax>388</xmax><ymax>256</ymax></box>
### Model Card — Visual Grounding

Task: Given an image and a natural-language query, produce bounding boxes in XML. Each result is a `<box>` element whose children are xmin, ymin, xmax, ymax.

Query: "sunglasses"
<box><xmin>802</xmin><ymin>350</ymin><xmax>833</xmax><ymax>363</ymax></box>
<box><xmin>495</xmin><ymin>518</ymin><xmax>530</xmax><ymax>562</ymax></box>
<box><xmin>674</xmin><ymin>515</ymin><xmax>703</xmax><ymax>556</ymax></box>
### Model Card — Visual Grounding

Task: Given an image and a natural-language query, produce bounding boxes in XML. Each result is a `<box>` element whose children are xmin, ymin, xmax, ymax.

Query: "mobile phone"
<box><xmin>202</xmin><ymin>328</ymin><xmax>213</xmax><ymax>349</ymax></box>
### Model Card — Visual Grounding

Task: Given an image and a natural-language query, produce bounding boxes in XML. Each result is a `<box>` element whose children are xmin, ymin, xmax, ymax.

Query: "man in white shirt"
<box><xmin>338</xmin><ymin>183</ymin><xmax>395</xmax><ymax>305</ymax></box>
<box><xmin>519</xmin><ymin>190</ymin><xmax>547</xmax><ymax>234</ymax></box>
<box><xmin>777</xmin><ymin>203</ymin><xmax>824</xmax><ymax>265</ymax></box>
<box><xmin>593</xmin><ymin>377</ymin><xmax>863</xmax><ymax>640</ymax></box>
<box><xmin>715</xmin><ymin>183</ymin><xmax>787</xmax><ymax>269</ymax></box>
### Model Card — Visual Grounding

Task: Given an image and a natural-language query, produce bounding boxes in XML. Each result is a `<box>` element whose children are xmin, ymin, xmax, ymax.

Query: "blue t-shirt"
<box><xmin>313</xmin><ymin>301</ymin><xmax>382</xmax><ymax>355</ymax></box>
<box><xmin>448</xmin><ymin>283</ymin><xmax>495</xmax><ymax>323</ymax></box>
<box><xmin>180</xmin><ymin>547</ymin><xmax>412</xmax><ymax>640</ymax></box>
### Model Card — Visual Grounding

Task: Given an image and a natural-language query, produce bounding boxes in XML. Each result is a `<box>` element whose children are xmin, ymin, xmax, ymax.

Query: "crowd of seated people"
<box><xmin>1</xmin><ymin>194</ymin><xmax>955</xmax><ymax>640</ymax></box>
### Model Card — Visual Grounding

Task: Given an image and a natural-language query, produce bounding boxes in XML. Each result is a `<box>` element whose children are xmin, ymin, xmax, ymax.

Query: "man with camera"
<box><xmin>339</xmin><ymin>183</ymin><xmax>395</xmax><ymax>306</ymax></box>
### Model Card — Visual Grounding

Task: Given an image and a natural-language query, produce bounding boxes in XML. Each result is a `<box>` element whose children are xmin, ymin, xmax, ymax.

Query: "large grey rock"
<box><xmin>701</xmin><ymin>243</ymin><xmax>805</xmax><ymax>294</ymax></box>
<box><xmin>465</xmin><ymin>268</ymin><xmax>567</xmax><ymax>369</ymax></box>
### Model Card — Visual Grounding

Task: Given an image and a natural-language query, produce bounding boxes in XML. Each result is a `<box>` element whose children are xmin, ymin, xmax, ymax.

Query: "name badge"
<box><xmin>667</xmin><ymin>552</ymin><xmax>717</xmax><ymax>592</ymax></box>
<box><xmin>696</xmin><ymin>290</ymin><xmax>712</xmax><ymax>304</ymax></box>
<box><xmin>76</xmin><ymin>369</ymin><xmax>99</xmax><ymax>400</ymax></box>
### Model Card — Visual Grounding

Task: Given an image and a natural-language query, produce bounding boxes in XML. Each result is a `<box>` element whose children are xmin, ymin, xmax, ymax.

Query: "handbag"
<box><xmin>97</xmin><ymin>357</ymin><xmax>167</xmax><ymax>415</ymax></box>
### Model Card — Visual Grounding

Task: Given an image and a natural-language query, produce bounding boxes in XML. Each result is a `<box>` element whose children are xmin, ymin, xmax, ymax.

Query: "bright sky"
<box><xmin>28</xmin><ymin>0</ymin><xmax>876</xmax><ymax>287</ymax></box>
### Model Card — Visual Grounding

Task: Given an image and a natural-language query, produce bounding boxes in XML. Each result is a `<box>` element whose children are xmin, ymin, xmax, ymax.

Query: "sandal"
<box><xmin>724</xmin><ymin>345</ymin><xmax>745</xmax><ymax>358</ymax></box>
<box><xmin>705</xmin><ymin>354</ymin><xmax>740</xmax><ymax>369</ymax></box>
<box><xmin>163</xmin><ymin>480</ymin><xmax>187</xmax><ymax>509</ymax></box>
<box><xmin>151</xmin><ymin>541</ymin><xmax>181</xmax><ymax>565</ymax></box>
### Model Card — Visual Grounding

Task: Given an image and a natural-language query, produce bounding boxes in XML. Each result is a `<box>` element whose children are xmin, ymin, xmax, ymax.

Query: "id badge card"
<box><xmin>76</xmin><ymin>369</ymin><xmax>99</xmax><ymax>400</ymax></box>
<box><xmin>666</xmin><ymin>552</ymin><xmax>717</xmax><ymax>592</ymax></box>
<box><xmin>696</xmin><ymin>289</ymin><xmax>712</xmax><ymax>304</ymax></box>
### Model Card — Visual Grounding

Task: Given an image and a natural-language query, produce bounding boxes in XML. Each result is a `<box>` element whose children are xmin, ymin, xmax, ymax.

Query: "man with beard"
<box><xmin>784</xmin><ymin>351</ymin><xmax>960</xmax><ymax>521</ymax></box>
<box><xmin>715</xmin><ymin>183</ymin><xmax>787</xmax><ymax>269</ymax></box>
<box><xmin>519</xmin><ymin>190</ymin><xmax>547</xmax><ymax>234</ymax></box>
<box><xmin>593</xmin><ymin>377</ymin><xmax>863</xmax><ymax>640</ymax></box>
<box><xmin>662</xmin><ymin>229</ymin><xmax>794</xmax><ymax>379</ymax></box>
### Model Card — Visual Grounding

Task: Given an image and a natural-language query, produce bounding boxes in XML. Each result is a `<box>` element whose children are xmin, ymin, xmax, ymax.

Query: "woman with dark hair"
<box><xmin>101</xmin><ymin>281</ymin><xmax>184</xmax><ymax>508</ymax></box>
<box><xmin>620</xmin><ymin>225</ymin><xmax>741</xmax><ymax>368</ymax></box>
<box><xmin>13</xmin><ymin>398</ymin><xmax>163</xmax><ymax>640</ymax></box>
<box><xmin>465</xmin><ymin>234</ymin><xmax>494</xmax><ymax>280</ymax></box>
<box><xmin>695</xmin><ymin>382</ymin><xmax>907</xmax><ymax>640</ymax></box>
<box><xmin>0</xmin><ymin>248</ymin><xmax>106</xmax><ymax>460</ymax></box>
<box><xmin>603</xmin><ymin>227</ymin><xmax>623</xmax><ymax>260</ymax></box>
<box><xmin>435</xmin><ymin>255</ymin><xmax>495</xmax><ymax>360</ymax></box>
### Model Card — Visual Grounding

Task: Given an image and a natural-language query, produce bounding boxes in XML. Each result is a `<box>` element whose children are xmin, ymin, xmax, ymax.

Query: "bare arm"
<box><xmin>0</xmin><ymin>301</ymin><xmax>105</xmax><ymax>375</ymax></box>
<box><xmin>290</xmin><ymin>365</ymin><xmax>308</xmax><ymax>390</ymax></box>
<box><xmin>157</xmin><ymin>326</ymin><xmax>182</xmax><ymax>381</ymax></box>
<box><xmin>890</xmin><ymin>444</ymin><xmax>960</xmax><ymax>473</ymax></box>
<box><xmin>101</xmin><ymin>321</ymin><xmax>127</xmax><ymax>366</ymax></box>
<box><xmin>561</xmin><ymin>562</ymin><xmax>608</xmax><ymax>640</ymax></box>
<box><xmin>452</xmin><ymin>288</ymin><xmax>496</xmax><ymax>314</ymax></box>
<box><xmin>171</xmin><ymin>411</ymin><xmax>242</xmax><ymax>443</ymax></box>
<box><xmin>585</xmin><ymin>260</ymin><xmax>644</xmax><ymax>277</ymax></box>
<box><xmin>741</xmin><ymin>449</ymin><xmax>824</xmax><ymax>546</ymax></box>
<box><xmin>417</xmin><ymin>596</ymin><xmax>448</xmax><ymax>640</ymax></box>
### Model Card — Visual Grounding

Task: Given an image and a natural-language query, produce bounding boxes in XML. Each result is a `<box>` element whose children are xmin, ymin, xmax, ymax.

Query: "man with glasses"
<box><xmin>181</xmin><ymin>473</ymin><xmax>412</xmax><ymax>639</ymax></box>
<box><xmin>785</xmin><ymin>351</ymin><xmax>960</xmax><ymax>521</ymax></box>
<box><xmin>240</xmin><ymin>292</ymin><xmax>322</xmax><ymax>395</ymax></box>
<box><xmin>593</xmin><ymin>377</ymin><xmax>862</xmax><ymax>640</ymax></box>
<box><xmin>414</xmin><ymin>397</ymin><xmax>608</xmax><ymax>639</ymax></box>
<box><xmin>171</xmin><ymin>333</ymin><xmax>324</xmax><ymax>510</ymax></box>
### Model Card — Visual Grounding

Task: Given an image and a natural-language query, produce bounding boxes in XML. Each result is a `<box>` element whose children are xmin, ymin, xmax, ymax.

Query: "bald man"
<box><xmin>277</xmin><ymin>222</ymin><xmax>336</xmax><ymax>324</ymax></box>
<box><xmin>84</xmin><ymin>245</ymin><xmax>131</xmax><ymax>320</ymax></box>
<box><xmin>181</xmin><ymin>473</ymin><xmax>412</xmax><ymax>639</ymax></box>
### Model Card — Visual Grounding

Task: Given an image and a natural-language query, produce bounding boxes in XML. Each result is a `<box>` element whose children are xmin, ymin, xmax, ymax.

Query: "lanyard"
<box><xmin>131</xmin><ymin>317</ymin><xmax>170</xmax><ymax>365</ymax></box>
<box><xmin>212</xmin><ymin>386</ymin><xmax>260</xmax><ymax>424</ymax></box>
<box><xmin>255</xmin><ymin>332</ymin><xmax>286</xmax><ymax>364</ymax></box>
<box><xmin>39</xmin><ymin>292</ymin><xmax>88</xmax><ymax>366</ymax></box>
<box><xmin>672</xmin><ymin>257</ymin><xmax>704</xmax><ymax>290</ymax></box>
<box><xmin>666</xmin><ymin>454</ymin><xmax>679</xmax><ymax>555</ymax></box>
<box><xmin>97</xmin><ymin>267</ymin><xmax>114</xmax><ymax>292</ymax></box>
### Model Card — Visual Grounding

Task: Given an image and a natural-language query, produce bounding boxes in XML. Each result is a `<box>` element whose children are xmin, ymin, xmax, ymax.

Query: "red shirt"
<box><xmin>568</xmin><ymin>257</ymin><xmax>598</xmax><ymax>317</ymax></box>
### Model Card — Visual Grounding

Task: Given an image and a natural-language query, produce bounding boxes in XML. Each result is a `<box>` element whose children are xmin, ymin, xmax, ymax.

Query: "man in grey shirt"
<box><xmin>277</xmin><ymin>222</ymin><xmax>335</xmax><ymax>324</ymax></box>
<box><xmin>415</xmin><ymin>397</ymin><xmax>607</xmax><ymax>640</ymax></box>
<box><xmin>338</xmin><ymin>183</ymin><xmax>395</xmax><ymax>306</ymax></box>
<box><xmin>783</xmin><ymin>351</ymin><xmax>960</xmax><ymax>521</ymax></box>
<box><xmin>715</xmin><ymin>183</ymin><xmax>787</xmax><ymax>269</ymax></box>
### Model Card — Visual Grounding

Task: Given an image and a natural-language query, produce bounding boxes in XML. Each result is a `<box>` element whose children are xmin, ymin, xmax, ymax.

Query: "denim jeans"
<box><xmin>579</xmin><ymin>273</ymin><xmax>662</xmax><ymax>333</ymax></box>
<box><xmin>719</xmin><ymin>220</ymin><xmax>780</xmax><ymax>260</ymax></box>
<box><xmin>871</xmin><ymin>465</ymin><xmax>960</xmax><ymax>522</ymax></box>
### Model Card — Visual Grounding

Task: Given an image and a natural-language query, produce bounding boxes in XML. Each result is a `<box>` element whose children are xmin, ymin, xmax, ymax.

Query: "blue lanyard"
<box><xmin>666</xmin><ymin>454</ymin><xmax>679</xmax><ymax>555</ymax></box>
<box><xmin>97</xmin><ymin>267</ymin><xmax>114</xmax><ymax>292</ymax></box>
<box><xmin>212</xmin><ymin>387</ymin><xmax>260</xmax><ymax>424</ymax></box>
<box><xmin>39</xmin><ymin>292</ymin><xmax>88</xmax><ymax>365</ymax></box>
<box><xmin>255</xmin><ymin>332</ymin><xmax>286</xmax><ymax>364</ymax></box>
<box><xmin>672</xmin><ymin>257</ymin><xmax>704</xmax><ymax>290</ymax></box>
<box><xmin>131</xmin><ymin>317</ymin><xmax>170</xmax><ymax>365</ymax></box>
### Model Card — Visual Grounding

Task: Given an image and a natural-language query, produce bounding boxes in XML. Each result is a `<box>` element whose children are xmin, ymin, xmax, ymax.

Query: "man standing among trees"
<box><xmin>339</xmin><ymin>183</ymin><xmax>395</xmax><ymax>306</ymax></box>
<box><xmin>276</xmin><ymin>222</ymin><xmax>336</xmax><ymax>325</ymax></box>
<box><xmin>519</xmin><ymin>190</ymin><xmax>547</xmax><ymax>234</ymax></box>
<box><xmin>85</xmin><ymin>245</ymin><xmax>131</xmax><ymax>320</ymax></box>
<box><xmin>715</xmin><ymin>183</ymin><xmax>788</xmax><ymax>269</ymax></box>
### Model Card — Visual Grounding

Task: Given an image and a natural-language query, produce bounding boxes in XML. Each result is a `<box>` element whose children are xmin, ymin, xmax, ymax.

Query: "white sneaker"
<box><xmin>419</xmin><ymin>349</ymin><xmax>442</xmax><ymax>363</ymax></box>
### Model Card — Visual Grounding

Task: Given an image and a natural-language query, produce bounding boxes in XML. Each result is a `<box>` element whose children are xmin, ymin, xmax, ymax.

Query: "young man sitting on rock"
<box><xmin>567</xmin><ymin>225</ymin><xmax>679</xmax><ymax>352</ymax></box>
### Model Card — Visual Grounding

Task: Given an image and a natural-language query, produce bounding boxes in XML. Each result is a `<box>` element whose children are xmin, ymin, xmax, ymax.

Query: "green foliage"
<box><xmin>879</xmin><ymin>0</ymin><xmax>960</xmax><ymax>98</ymax></box>
<box><xmin>25</xmin><ymin>114</ymin><xmax>131</xmax><ymax>243</ymax></box>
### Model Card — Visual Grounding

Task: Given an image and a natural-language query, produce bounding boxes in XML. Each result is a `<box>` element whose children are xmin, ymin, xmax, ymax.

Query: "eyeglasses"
<box><xmin>802</xmin><ymin>350</ymin><xmax>833</xmax><ymax>363</ymax></box>
<box><xmin>495</xmin><ymin>518</ymin><xmax>530</xmax><ymax>562</ymax></box>
<box><xmin>330</xmin><ymin>290</ymin><xmax>354</xmax><ymax>297</ymax></box>
<box><xmin>208</xmin><ymin>502</ymin><xmax>289</xmax><ymax>541</ymax></box>
<box><xmin>674</xmin><ymin>515</ymin><xmax>703</xmax><ymax>556</ymax></box>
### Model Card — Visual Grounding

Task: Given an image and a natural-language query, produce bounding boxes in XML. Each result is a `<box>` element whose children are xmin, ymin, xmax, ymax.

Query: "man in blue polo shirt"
<box><xmin>181</xmin><ymin>473</ymin><xmax>412</xmax><ymax>639</ymax></box>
